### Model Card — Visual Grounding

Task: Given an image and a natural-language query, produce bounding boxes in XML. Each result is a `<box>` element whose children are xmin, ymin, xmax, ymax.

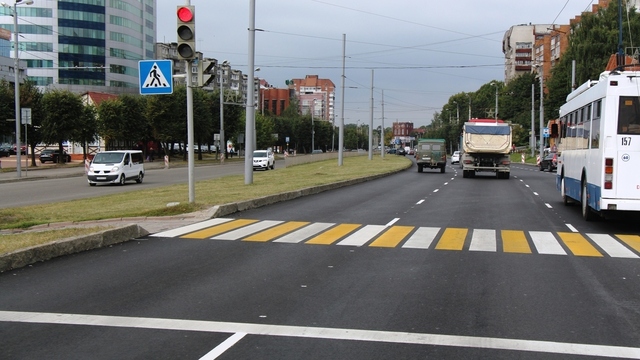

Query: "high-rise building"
<box><xmin>0</xmin><ymin>0</ymin><xmax>157</xmax><ymax>94</ymax></box>
<box><xmin>291</xmin><ymin>75</ymin><xmax>335</xmax><ymax>122</ymax></box>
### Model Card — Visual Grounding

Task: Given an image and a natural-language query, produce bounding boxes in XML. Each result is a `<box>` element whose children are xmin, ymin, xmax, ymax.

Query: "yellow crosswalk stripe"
<box><xmin>171</xmin><ymin>218</ymin><xmax>640</xmax><ymax>259</ymax></box>
<box><xmin>435</xmin><ymin>228</ymin><xmax>467</xmax><ymax>251</ymax></box>
<box><xmin>305</xmin><ymin>224</ymin><xmax>360</xmax><ymax>245</ymax></box>
<box><xmin>243</xmin><ymin>221</ymin><xmax>310</xmax><ymax>242</ymax></box>
<box><xmin>181</xmin><ymin>219</ymin><xmax>259</xmax><ymax>239</ymax></box>
<box><xmin>616</xmin><ymin>234</ymin><xmax>640</xmax><ymax>253</ymax></box>
<box><xmin>370</xmin><ymin>226</ymin><xmax>415</xmax><ymax>248</ymax></box>
<box><xmin>502</xmin><ymin>230</ymin><xmax>532</xmax><ymax>254</ymax></box>
<box><xmin>557</xmin><ymin>232</ymin><xmax>603</xmax><ymax>257</ymax></box>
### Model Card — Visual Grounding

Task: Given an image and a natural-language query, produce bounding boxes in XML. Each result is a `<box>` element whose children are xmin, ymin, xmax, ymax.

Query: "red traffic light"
<box><xmin>177</xmin><ymin>6</ymin><xmax>194</xmax><ymax>22</ymax></box>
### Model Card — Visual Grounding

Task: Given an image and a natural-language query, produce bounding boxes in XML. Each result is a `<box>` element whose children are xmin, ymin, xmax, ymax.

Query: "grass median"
<box><xmin>0</xmin><ymin>155</ymin><xmax>411</xmax><ymax>254</ymax></box>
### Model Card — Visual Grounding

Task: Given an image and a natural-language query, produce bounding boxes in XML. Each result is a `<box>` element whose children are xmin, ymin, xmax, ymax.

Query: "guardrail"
<box><xmin>283</xmin><ymin>150</ymin><xmax>369</xmax><ymax>167</ymax></box>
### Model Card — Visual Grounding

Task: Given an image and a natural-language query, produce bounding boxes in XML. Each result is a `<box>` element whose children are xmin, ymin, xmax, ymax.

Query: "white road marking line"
<box><xmin>337</xmin><ymin>225</ymin><xmax>386</xmax><ymax>247</ymax></box>
<box><xmin>565</xmin><ymin>224</ymin><xmax>578</xmax><ymax>233</ymax></box>
<box><xmin>1</xmin><ymin>311</ymin><xmax>639</xmax><ymax>359</ymax></box>
<box><xmin>533</xmin><ymin>192</ymin><xmax>539</xmax><ymax>196</ymax></box>
<box><xmin>545</xmin><ymin>203</ymin><xmax>552</xmax><ymax>208</ymax></box>
<box><xmin>469</xmin><ymin>229</ymin><xmax>496</xmax><ymax>252</ymax></box>
<box><xmin>587</xmin><ymin>234</ymin><xmax>639</xmax><ymax>259</ymax></box>
<box><xmin>416</xmin><ymin>200</ymin><xmax>425</xmax><ymax>205</ymax></box>
<box><xmin>530</xmin><ymin>231</ymin><xmax>567</xmax><ymax>255</ymax></box>
<box><xmin>433</xmin><ymin>189</ymin><xmax>439</xmax><ymax>193</ymax></box>
<box><xmin>385</xmin><ymin>218</ymin><xmax>400</xmax><ymax>227</ymax></box>
<box><xmin>151</xmin><ymin>218</ymin><xmax>233</xmax><ymax>238</ymax></box>
<box><xmin>273</xmin><ymin>223</ymin><xmax>334</xmax><ymax>243</ymax></box>
<box><xmin>402</xmin><ymin>227</ymin><xmax>440</xmax><ymax>249</ymax></box>
<box><xmin>200</xmin><ymin>332</ymin><xmax>247</xmax><ymax>360</ymax></box>
<box><xmin>211</xmin><ymin>220</ymin><xmax>283</xmax><ymax>240</ymax></box>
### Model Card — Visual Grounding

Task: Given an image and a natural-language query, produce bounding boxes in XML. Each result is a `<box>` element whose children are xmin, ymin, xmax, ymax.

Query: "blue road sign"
<box><xmin>139</xmin><ymin>60</ymin><xmax>173</xmax><ymax>95</ymax></box>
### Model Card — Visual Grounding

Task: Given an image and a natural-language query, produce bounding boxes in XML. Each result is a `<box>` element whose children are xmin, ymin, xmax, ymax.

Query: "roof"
<box><xmin>81</xmin><ymin>92</ymin><xmax>118</xmax><ymax>107</ymax></box>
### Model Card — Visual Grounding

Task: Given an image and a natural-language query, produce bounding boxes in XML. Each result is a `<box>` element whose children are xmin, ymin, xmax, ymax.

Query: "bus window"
<box><xmin>618</xmin><ymin>96</ymin><xmax>640</xmax><ymax>134</ymax></box>
<box><xmin>591</xmin><ymin>118</ymin><xmax>600</xmax><ymax>149</ymax></box>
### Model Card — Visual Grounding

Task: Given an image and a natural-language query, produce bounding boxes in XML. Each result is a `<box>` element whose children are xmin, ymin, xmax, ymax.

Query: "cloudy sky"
<box><xmin>157</xmin><ymin>0</ymin><xmax>596</xmax><ymax>127</ymax></box>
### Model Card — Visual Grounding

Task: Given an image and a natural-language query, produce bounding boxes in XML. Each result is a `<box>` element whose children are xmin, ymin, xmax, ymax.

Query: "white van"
<box><xmin>87</xmin><ymin>150</ymin><xmax>145</xmax><ymax>186</ymax></box>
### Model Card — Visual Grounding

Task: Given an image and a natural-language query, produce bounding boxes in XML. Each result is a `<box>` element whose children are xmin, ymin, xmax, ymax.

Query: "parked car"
<box><xmin>0</xmin><ymin>143</ymin><xmax>11</xmax><ymax>157</ymax></box>
<box><xmin>539</xmin><ymin>151</ymin><xmax>558</xmax><ymax>172</ymax></box>
<box><xmin>451</xmin><ymin>150</ymin><xmax>460</xmax><ymax>164</ymax></box>
<box><xmin>11</xmin><ymin>144</ymin><xmax>26</xmax><ymax>155</ymax></box>
<box><xmin>252</xmin><ymin>149</ymin><xmax>275</xmax><ymax>170</ymax></box>
<box><xmin>386</xmin><ymin>148</ymin><xmax>397</xmax><ymax>154</ymax></box>
<box><xmin>39</xmin><ymin>149</ymin><xmax>71</xmax><ymax>163</ymax></box>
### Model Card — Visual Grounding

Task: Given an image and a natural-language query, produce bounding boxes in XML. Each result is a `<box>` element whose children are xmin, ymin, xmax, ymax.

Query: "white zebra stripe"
<box><xmin>273</xmin><ymin>223</ymin><xmax>335</xmax><ymax>243</ymax></box>
<box><xmin>530</xmin><ymin>231</ymin><xmax>567</xmax><ymax>255</ymax></box>
<box><xmin>150</xmin><ymin>218</ymin><xmax>233</xmax><ymax>238</ymax></box>
<box><xmin>211</xmin><ymin>220</ymin><xmax>283</xmax><ymax>240</ymax></box>
<box><xmin>469</xmin><ymin>229</ymin><xmax>497</xmax><ymax>252</ymax></box>
<box><xmin>587</xmin><ymin>234</ymin><xmax>639</xmax><ymax>259</ymax></box>
<box><xmin>402</xmin><ymin>227</ymin><xmax>440</xmax><ymax>249</ymax></box>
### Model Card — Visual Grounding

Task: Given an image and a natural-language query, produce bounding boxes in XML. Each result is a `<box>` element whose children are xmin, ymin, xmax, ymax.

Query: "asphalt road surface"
<box><xmin>1</xmin><ymin>161</ymin><xmax>639</xmax><ymax>359</ymax></box>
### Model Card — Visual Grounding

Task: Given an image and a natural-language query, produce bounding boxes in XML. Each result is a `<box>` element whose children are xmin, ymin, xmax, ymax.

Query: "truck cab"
<box><xmin>415</xmin><ymin>139</ymin><xmax>446</xmax><ymax>173</ymax></box>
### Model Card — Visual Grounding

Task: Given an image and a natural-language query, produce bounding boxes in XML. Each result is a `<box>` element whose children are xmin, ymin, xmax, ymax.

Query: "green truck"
<box><xmin>415</xmin><ymin>138</ymin><xmax>447</xmax><ymax>173</ymax></box>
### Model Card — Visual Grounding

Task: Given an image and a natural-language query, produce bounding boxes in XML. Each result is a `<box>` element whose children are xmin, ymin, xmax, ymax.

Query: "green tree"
<box><xmin>547</xmin><ymin>4</ymin><xmax>640</xmax><ymax>120</ymax></box>
<box><xmin>73</xmin><ymin>105</ymin><xmax>98</xmax><ymax>160</ymax></box>
<box><xmin>41</xmin><ymin>90</ymin><xmax>84</xmax><ymax>162</ymax></box>
<box><xmin>19</xmin><ymin>81</ymin><xmax>45</xmax><ymax>166</ymax></box>
<box><xmin>96</xmin><ymin>98</ymin><xmax>125</xmax><ymax>150</ymax></box>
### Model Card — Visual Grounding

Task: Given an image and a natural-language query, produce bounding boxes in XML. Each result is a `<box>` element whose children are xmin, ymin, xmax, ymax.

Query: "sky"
<box><xmin>157</xmin><ymin>0</ymin><xmax>597</xmax><ymax>127</ymax></box>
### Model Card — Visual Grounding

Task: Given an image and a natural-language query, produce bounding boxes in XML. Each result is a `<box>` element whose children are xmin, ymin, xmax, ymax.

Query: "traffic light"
<box><xmin>198</xmin><ymin>59</ymin><xmax>216</xmax><ymax>87</ymax></box>
<box><xmin>176</xmin><ymin>5</ymin><xmax>196</xmax><ymax>60</ymax></box>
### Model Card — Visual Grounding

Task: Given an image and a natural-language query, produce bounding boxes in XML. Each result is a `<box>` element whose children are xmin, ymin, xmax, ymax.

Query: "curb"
<box><xmin>0</xmin><ymin>225</ymin><xmax>148</xmax><ymax>273</ymax></box>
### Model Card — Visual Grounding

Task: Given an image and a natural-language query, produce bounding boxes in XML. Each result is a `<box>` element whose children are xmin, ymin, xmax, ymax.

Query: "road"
<box><xmin>1</xmin><ymin>161</ymin><xmax>639</xmax><ymax>359</ymax></box>
<box><xmin>0</xmin><ymin>161</ymin><xmax>244</xmax><ymax>209</ymax></box>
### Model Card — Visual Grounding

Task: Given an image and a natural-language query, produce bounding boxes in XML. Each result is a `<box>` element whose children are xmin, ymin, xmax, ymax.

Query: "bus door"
<box><xmin>615</xmin><ymin>144</ymin><xmax>640</xmax><ymax>199</ymax></box>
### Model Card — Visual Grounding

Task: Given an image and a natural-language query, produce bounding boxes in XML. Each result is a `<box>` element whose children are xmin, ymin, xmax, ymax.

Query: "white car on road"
<box><xmin>253</xmin><ymin>149</ymin><xmax>275</xmax><ymax>170</ymax></box>
<box><xmin>451</xmin><ymin>151</ymin><xmax>460</xmax><ymax>164</ymax></box>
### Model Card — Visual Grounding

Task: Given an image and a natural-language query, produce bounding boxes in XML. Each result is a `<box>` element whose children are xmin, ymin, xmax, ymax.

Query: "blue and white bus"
<box><xmin>557</xmin><ymin>68</ymin><xmax>640</xmax><ymax>220</ymax></box>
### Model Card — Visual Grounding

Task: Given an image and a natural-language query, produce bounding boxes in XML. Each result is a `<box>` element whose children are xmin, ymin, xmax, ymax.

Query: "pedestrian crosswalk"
<box><xmin>151</xmin><ymin>218</ymin><xmax>640</xmax><ymax>259</ymax></box>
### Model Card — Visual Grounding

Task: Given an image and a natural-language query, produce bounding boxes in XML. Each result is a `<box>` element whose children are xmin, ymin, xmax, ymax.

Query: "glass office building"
<box><xmin>0</xmin><ymin>0</ymin><xmax>156</xmax><ymax>94</ymax></box>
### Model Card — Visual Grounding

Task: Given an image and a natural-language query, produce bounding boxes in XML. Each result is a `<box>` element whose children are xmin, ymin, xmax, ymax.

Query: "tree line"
<box><xmin>424</xmin><ymin>3</ymin><xmax>640</xmax><ymax>152</ymax></box>
<box><xmin>0</xmin><ymin>81</ymin><xmax>377</xmax><ymax>165</ymax></box>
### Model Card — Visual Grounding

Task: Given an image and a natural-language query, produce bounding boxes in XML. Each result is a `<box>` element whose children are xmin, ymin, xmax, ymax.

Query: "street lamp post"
<box><xmin>3</xmin><ymin>0</ymin><xmax>33</xmax><ymax>178</ymax></box>
<box><xmin>219</xmin><ymin>60</ymin><xmax>228</xmax><ymax>161</ymax></box>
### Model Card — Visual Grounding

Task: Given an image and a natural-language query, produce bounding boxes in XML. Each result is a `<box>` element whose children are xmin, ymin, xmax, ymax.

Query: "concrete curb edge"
<box><xmin>0</xmin><ymin>225</ymin><xmax>148</xmax><ymax>273</ymax></box>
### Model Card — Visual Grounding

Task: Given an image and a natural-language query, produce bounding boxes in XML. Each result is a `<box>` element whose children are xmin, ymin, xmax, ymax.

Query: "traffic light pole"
<box><xmin>187</xmin><ymin>59</ymin><xmax>195</xmax><ymax>203</ymax></box>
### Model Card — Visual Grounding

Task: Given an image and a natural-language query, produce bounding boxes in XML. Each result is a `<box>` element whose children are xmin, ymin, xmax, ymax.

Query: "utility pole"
<box><xmin>369</xmin><ymin>69</ymin><xmax>374</xmax><ymax>160</ymax></box>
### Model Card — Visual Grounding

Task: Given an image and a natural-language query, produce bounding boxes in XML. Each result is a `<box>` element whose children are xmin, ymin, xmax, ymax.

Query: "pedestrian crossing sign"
<box><xmin>139</xmin><ymin>60</ymin><xmax>173</xmax><ymax>95</ymax></box>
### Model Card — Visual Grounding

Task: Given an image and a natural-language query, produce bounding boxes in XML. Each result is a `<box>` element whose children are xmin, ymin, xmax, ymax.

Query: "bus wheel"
<box><xmin>581</xmin><ymin>180</ymin><xmax>595</xmax><ymax>221</ymax></box>
<box><xmin>561</xmin><ymin>177</ymin><xmax>570</xmax><ymax>206</ymax></box>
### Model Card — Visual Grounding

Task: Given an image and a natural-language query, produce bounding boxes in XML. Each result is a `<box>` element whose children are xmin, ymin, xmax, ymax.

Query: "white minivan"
<box><xmin>87</xmin><ymin>150</ymin><xmax>145</xmax><ymax>186</ymax></box>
